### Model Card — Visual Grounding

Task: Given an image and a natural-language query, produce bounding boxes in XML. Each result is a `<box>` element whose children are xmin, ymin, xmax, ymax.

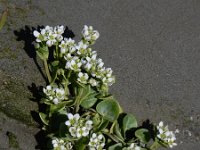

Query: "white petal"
<box><xmin>74</xmin><ymin>114</ymin><xmax>80</xmax><ymax>120</ymax></box>
<box><xmin>65</xmin><ymin>121</ymin><xmax>71</xmax><ymax>126</ymax></box>
<box><xmin>98</xmin><ymin>134</ymin><xmax>103</xmax><ymax>140</ymax></box>
<box><xmin>159</xmin><ymin>121</ymin><xmax>164</xmax><ymax>127</ymax></box>
<box><xmin>67</xmin><ymin>113</ymin><xmax>73</xmax><ymax>119</ymax></box>
<box><xmin>33</xmin><ymin>30</ymin><xmax>40</xmax><ymax>37</ymax></box>
<box><xmin>53</xmin><ymin>98</ymin><xmax>59</xmax><ymax>104</ymax></box>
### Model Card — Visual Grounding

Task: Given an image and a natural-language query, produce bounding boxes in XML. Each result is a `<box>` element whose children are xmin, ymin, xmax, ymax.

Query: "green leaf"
<box><xmin>135</xmin><ymin>128</ymin><xmax>150</xmax><ymax>143</ymax></box>
<box><xmin>92</xmin><ymin>113</ymin><xmax>102</xmax><ymax>127</ymax></box>
<box><xmin>50</xmin><ymin>101</ymin><xmax>73</xmax><ymax>113</ymax></box>
<box><xmin>114</xmin><ymin>122</ymin><xmax>124</xmax><ymax>141</ymax></box>
<box><xmin>74</xmin><ymin>137</ymin><xmax>88</xmax><ymax>150</ymax></box>
<box><xmin>97</xmin><ymin>94</ymin><xmax>114</xmax><ymax>100</ymax></box>
<box><xmin>76</xmin><ymin>85</ymin><xmax>98</xmax><ymax>109</ymax></box>
<box><xmin>94</xmin><ymin>118</ymin><xmax>109</xmax><ymax>132</ymax></box>
<box><xmin>50</xmin><ymin>113</ymin><xmax>67</xmax><ymax>131</ymax></box>
<box><xmin>0</xmin><ymin>9</ymin><xmax>7</xmax><ymax>31</ymax></box>
<box><xmin>51</xmin><ymin>60</ymin><xmax>59</xmax><ymax>67</ymax></box>
<box><xmin>96</xmin><ymin>99</ymin><xmax>120</xmax><ymax>122</ymax></box>
<box><xmin>103</xmin><ymin>132</ymin><xmax>121</xmax><ymax>143</ymax></box>
<box><xmin>80</xmin><ymin>95</ymin><xmax>97</xmax><ymax>109</ymax></box>
<box><xmin>157</xmin><ymin>140</ymin><xmax>168</xmax><ymax>148</ymax></box>
<box><xmin>123</xmin><ymin>114</ymin><xmax>137</xmax><ymax>136</ymax></box>
<box><xmin>108</xmin><ymin>143</ymin><xmax>123</xmax><ymax>150</ymax></box>
<box><xmin>39</xmin><ymin>112</ymin><xmax>49</xmax><ymax>125</ymax></box>
<box><xmin>59</xmin><ymin>123</ymin><xmax>68</xmax><ymax>137</ymax></box>
<box><xmin>36</xmin><ymin>46</ymin><xmax>49</xmax><ymax>60</ymax></box>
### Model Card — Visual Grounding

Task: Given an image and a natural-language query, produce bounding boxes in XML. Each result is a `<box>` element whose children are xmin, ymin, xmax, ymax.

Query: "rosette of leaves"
<box><xmin>33</xmin><ymin>25</ymin><xmax>177</xmax><ymax>150</ymax></box>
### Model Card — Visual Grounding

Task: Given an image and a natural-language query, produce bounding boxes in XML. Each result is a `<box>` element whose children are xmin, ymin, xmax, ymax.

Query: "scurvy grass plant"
<box><xmin>33</xmin><ymin>25</ymin><xmax>177</xmax><ymax>150</ymax></box>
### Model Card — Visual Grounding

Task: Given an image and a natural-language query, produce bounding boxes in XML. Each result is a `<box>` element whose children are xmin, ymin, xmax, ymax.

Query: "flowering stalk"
<box><xmin>44</xmin><ymin>59</ymin><xmax>52</xmax><ymax>83</ymax></box>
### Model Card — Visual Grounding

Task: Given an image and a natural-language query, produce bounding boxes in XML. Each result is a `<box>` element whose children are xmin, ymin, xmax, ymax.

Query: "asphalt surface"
<box><xmin>0</xmin><ymin>0</ymin><xmax>200</xmax><ymax>149</ymax></box>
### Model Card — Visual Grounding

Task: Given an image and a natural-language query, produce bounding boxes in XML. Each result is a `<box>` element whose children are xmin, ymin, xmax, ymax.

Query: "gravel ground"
<box><xmin>0</xmin><ymin>0</ymin><xmax>200</xmax><ymax>149</ymax></box>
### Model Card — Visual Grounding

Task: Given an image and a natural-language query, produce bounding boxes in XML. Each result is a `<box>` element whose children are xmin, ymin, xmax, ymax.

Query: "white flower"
<box><xmin>76</xmin><ymin>127</ymin><xmax>89</xmax><ymax>137</ymax></box>
<box><xmin>43</xmin><ymin>85</ymin><xmax>66</xmax><ymax>104</ymax></box>
<box><xmin>43</xmin><ymin>85</ymin><xmax>52</xmax><ymax>95</ymax></box>
<box><xmin>53</xmin><ymin>98</ymin><xmax>59</xmax><ymax>104</ymax></box>
<box><xmin>89</xmin><ymin>78</ymin><xmax>99</xmax><ymax>87</ymax></box>
<box><xmin>65</xmin><ymin>113</ymin><xmax>80</xmax><ymax>126</ymax></box>
<box><xmin>59</xmin><ymin>38</ymin><xmax>76</xmax><ymax>54</ymax></box>
<box><xmin>33</xmin><ymin>30</ymin><xmax>44</xmax><ymax>42</ymax></box>
<box><xmin>157</xmin><ymin>121</ymin><xmax>177</xmax><ymax>148</ymax></box>
<box><xmin>76</xmin><ymin>41</ymin><xmax>88</xmax><ymax>55</ymax></box>
<box><xmin>77</xmin><ymin>72</ymin><xmax>89</xmax><ymax>84</ymax></box>
<box><xmin>91</xmin><ymin>51</ymin><xmax>97</xmax><ymax>60</ymax></box>
<box><xmin>46</xmin><ymin>32</ymin><xmax>57</xmax><ymax>47</ymax></box>
<box><xmin>52</xmin><ymin>138</ymin><xmax>73</xmax><ymax>150</ymax></box>
<box><xmin>85</xmin><ymin>62</ymin><xmax>92</xmax><ymax>71</ymax></box>
<box><xmin>55</xmin><ymin>88</ymin><xmax>65</xmax><ymax>100</ymax></box>
<box><xmin>69</xmin><ymin>127</ymin><xmax>77</xmax><ymax>137</ymax></box>
<box><xmin>97</xmin><ymin>58</ymin><xmax>104</xmax><ymax>68</ymax></box>
<box><xmin>82</xmin><ymin>25</ymin><xmax>100</xmax><ymax>43</ymax></box>
<box><xmin>64</xmin><ymin>53</ymin><xmax>72</xmax><ymax>61</ymax></box>
<box><xmin>65</xmin><ymin>114</ymin><xmax>93</xmax><ymax>138</ymax></box>
<box><xmin>52</xmin><ymin>139</ymin><xmax>59</xmax><ymax>148</ymax></box>
<box><xmin>65</xmin><ymin>57</ymin><xmax>82</xmax><ymax>72</ymax></box>
<box><xmin>89</xmin><ymin>133</ymin><xmax>105</xmax><ymax>150</ymax></box>
<box><xmin>85</xmin><ymin>120</ymin><xmax>93</xmax><ymax>130</ymax></box>
<box><xmin>59</xmin><ymin>40</ymin><xmax>68</xmax><ymax>53</ymax></box>
<box><xmin>127</xmin><ymin>143</ymin><xmax>141</xmax><ymax>150</ymax></box>
<box><xmin>54</xmin><ymin>25</ymin><xmax>65</xmax><ymax>35</ymax></box>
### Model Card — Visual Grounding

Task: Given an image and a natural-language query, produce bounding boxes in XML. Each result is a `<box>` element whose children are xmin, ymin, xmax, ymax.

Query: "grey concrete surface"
<box><xmin>0</xmin><ymin>0</ymin><xmax>200</xmax><ymax>149</ymax></box>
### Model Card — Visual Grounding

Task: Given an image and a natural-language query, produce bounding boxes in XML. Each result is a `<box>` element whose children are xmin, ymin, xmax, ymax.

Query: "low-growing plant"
<box><xmin>33</xmin><ymin>25</ymin><xmax>177</xmax><ymax>150</ymax></box>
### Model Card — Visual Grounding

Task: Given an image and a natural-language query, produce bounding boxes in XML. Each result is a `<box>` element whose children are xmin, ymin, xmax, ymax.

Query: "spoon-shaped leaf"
<box><xmin>135</xmin><ymin>128</ymin><xmax>150</xmax><ymax>143</ymax></box>
<box><xmin>123</xmin><ymin>114</ymin><xmax>137</xmax><ymax>136</ymax></box>
<box><xmin>39</xmin><ymin>112</ymin><xmax>49</xmax><ymax>125</ymax></box>
<box><xmin>108</xmin><ymin>143</ymin><xmax>123</xmax><ymax>150</ymax></box>
<box><xmin>96</xmin><ymin>99</ymin><xmax>120</xmax><ymax>122</ymax></box>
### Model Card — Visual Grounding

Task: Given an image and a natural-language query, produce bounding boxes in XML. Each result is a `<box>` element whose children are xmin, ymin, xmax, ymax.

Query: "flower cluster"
<box><xmin>126</xmin><ymin>143</ymin><xmax>141</xmax><ymax>150</ymax></box>
<box><xmin>88</xmin><ymin>133</ymin><xmax>105</xmax><ymax>150</ymax></box>
<box><xmin>82</xmin><ymin>25</ymin><xmax>100</xmax><ymax>44</ymax></box>
<box><xmin>33</xmin><ymin>25</ymin><xmax>65</xmax><ymax>47</ymax></box>
<box><xmin>62</xmin><ymin>25</ymin><xmax>114</xmax><ymax>89</ymax></box>
<box><xmin>65</xmin><ymin>113</ymin><xmax>93</xmax><ymax>138</ymax></box>
<box><xmin>33</xmin><ymin>25</ymin><xmax>115</xmax><ymax>90</ymax></box>
<box><xmin>43</xmin><ymin>85</ymin><xmax>65</xmax><ymax>104</ymax></box>
<box><xmin>52</xmin><ymin>138</ymin><xmax>73</xmax><ymax>150</ymax></box>
<box><xmin>157</xmin><ymin>121</ymin><xmax>177</xmax><ymax>148</ymax></box>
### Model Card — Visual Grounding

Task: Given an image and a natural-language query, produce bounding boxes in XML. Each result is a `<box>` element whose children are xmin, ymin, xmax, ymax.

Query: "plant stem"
<box><xmin>44</xmin><ymin>59</ymin><xmax>52</xmax><ymax>83</ymax></box>
<box><xmin>75</xmin><ymin>103</ymin><xmax>80</xmax><ymax>113</ymax></box>
<box><xmin>109</xmin><ymin>121</ymin><xmax>116</xmax><ymax>134</ymax></box>
<box><xmin>150</xmin><ymin>141</ymin><xmax>160</xmax><ymax>150</ymax></box>
<box><xmin>56</xmin><ymin>44</ymin><xmax>59</xmax><ymax>58</ymax></box>
<box><xmin>67</xmin><ymin>70</ymin><xmax>72</xmax><ymax>78</ymax></box>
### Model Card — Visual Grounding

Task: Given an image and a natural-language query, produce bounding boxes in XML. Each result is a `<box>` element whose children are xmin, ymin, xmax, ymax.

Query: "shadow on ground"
<box><xmin>14</xmin><ymin>25</ymin><xmax>74</xmax><ymax>149</ymax></box>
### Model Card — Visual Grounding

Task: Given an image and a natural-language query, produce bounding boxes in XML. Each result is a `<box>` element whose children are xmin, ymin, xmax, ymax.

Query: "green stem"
<box><xmin>74</xmin><ymin>96</ymin><xmax>80</xmax><ymax>113</ymax></box>
<box><xmin>44</xmin><ymin>59</ymin><xmax>52</xmax><ymax>83</ymax></box>
<box><xmin>75</xmin><ymin>102</ymin><xmax>80</xmax><ymax>113</ymax></box>
<box><xmin>67</xmin><ymin>70</ymin><xmax>72</xmax><ymax>78</ymax></box>
<box><xmin>109</xmin><ymin>121</ymin><xmax>116</xmax><ymax>134</ymax></box>
<box><xmin>150</xmin><ymin>141</ymin><xmax>160</xmax><ymax>150</ymax></box>
<box><xmin>56</xmin><ymin>44</ymin><xmax>59</xmax><ymax>58</ymax></box>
